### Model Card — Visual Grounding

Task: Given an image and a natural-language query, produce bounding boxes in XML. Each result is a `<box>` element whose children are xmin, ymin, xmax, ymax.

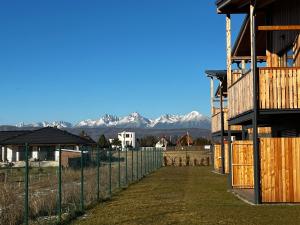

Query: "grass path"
<box><xmin>72</xmin><ymin>167</ymin><xmax>300</xmax><ymax>225</ymax></box>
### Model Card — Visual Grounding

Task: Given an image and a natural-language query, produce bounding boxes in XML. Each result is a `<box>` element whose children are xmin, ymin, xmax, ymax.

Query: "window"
<box><xmin>126</xmin><ymin>134</ymin><xmax>130</xmax><ymax>138</ymax></box>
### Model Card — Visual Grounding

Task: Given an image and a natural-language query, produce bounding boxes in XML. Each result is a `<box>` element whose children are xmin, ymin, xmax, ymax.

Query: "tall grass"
<box><xmin>0</xmin><ymin>164</ymin><xmax>124</xmax><ymax>225</ymax></box>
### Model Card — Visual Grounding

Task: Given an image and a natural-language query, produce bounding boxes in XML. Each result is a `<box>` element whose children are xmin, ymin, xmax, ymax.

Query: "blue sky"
<box><xmin>0</xmin><ymin>0</ymin><xmax>244</xmax><ymax>124</ymax></box>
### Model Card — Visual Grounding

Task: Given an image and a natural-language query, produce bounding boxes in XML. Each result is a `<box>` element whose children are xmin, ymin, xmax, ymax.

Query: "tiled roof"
<box><xmin>0</xmin><ymin>130</ymin><xmax>32</xmax><ymax>142</ymax></box>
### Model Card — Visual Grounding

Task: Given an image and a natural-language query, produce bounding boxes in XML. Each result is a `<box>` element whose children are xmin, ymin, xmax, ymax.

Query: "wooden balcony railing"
<box><xmin>259</xmin><ymin>67</ymin><xmax>300</xmax><ymax>109</ymax></box>
<box><xmin>211</xmin><ymin>108</ymin><xmax>242</xmax><ymax>133</ymax></box>
<box><xmin>211</xmin><ymin>109</ymin><xmax>228</xmax><ymax>133</ymax></box>
<box><xmin>228</xmin><ymin>67</ymin><xmax>300</xmax><ymax>120</ymax></box>
<box><xmin>228</xmin><ymin>71</ymin><xmax>253</xmax><ymax>119</ymax></box>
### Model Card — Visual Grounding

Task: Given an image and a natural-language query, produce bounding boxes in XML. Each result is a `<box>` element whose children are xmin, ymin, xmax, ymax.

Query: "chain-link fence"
<box><xmin>0</xmin><ymin>146</ymin><xmax>163</xmax><ymax>225</ymax></box>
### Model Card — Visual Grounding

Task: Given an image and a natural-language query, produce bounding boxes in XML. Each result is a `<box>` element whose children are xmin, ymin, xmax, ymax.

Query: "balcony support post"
<box><xmin>250</xmin><ymin>0</ymin><xmax>261</xmax><ymax>204</ymax></box>
<box><xmin>210</xmin><ymin>77</ymin><xmax>214</xmax><ymax>116</ymax></box>
<box><xmin>226</xmin><ymin>14</ymin><xmax>232</xmax><ymax>86</ymax></box>
<box><xmin>227</xmin><ymin>125</ymin><xmax>232</xmax><ymax>189</ymax></box>
<box><xmin>220</xmin><ymin>80</ymin><xmax>225</xmax><ymax>174</ymax></box>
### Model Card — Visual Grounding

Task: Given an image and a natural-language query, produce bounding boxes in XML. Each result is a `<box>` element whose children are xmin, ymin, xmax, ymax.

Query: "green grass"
<box><xmin>72</xmin><ymin>167</ymin><xmax>300</xmax><ymax>225</ymax></box>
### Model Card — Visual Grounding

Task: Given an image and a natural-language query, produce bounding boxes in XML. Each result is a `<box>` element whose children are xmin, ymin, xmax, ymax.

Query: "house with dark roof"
<box><xmin>0</xmin><ymin>127</ymin><xmax>95</xmax><ymax>165</ymax></box>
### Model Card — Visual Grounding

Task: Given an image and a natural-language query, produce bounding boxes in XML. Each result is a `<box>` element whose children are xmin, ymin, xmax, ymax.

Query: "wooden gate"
<box><xmin>231</xmin><ymin>141</ymin><xmax>254</xmax><ymax>188</ymax></box>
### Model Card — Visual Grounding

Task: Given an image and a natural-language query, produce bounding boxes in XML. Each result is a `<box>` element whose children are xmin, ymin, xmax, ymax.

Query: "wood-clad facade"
<box><xmin>207</xmin><ymin>0</ymin><xmax>300</xmax><ymax>204</ymax></box>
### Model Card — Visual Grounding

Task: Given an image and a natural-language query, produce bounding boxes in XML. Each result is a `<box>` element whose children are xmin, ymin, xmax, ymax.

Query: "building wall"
<box><xmin>118</xmin><ymin>132</ymin><xmax>136</xmax><ymax>148</ymax></box>
<box><xmin>266</xmin><ymin>0</ymin><xmax>300</xmax><ymax>67</ymax></box>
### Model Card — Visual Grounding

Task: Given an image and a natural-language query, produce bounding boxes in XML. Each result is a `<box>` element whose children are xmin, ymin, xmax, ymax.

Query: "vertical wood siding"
<box><xmin>231</xmin><ymin>141</ymin><xmax>254</xmax><ymax>188</ymax></box>
<box><xmin>260</xmin><ymin>138</ymin><xmax>300</xmax><ymax>203</ymax></box>
<box><xmin>214</xmin><ymin>144</ymin><xmax>222</xmax><ymax>171</ymax></box>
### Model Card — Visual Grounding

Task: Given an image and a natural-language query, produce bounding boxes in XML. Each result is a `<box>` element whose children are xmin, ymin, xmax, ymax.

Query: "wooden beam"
<box><xmin>210</xmin><ymin>78</ymin><xmax>214</xmax><ymax>116</ymax></box>
<box><xmin>231</xmin><ymin>55</ymin><xmax>266</xmax><ymax>61</ymax></box>
<box><xmin>258</xmin><ymin>25</ymin><xmax>300</xmax><ymax>31</ymax></box>
<box><xmin>226</xmin><ymin>14</ymin><xmax>232</xmax><ymax>87</ymax></box>
<box><xmin>220</xmin><ymin>80</ymin><xmax>225</xmax><ymax>175</ymax></box>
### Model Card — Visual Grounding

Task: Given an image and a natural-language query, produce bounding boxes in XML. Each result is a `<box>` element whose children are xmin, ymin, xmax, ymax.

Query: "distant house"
<box><xmin>155</xmin><ymin>138</ymin><xmax>168</xmax><ymax>150</ymax></box>
<box><xmin>0</xmin><ymin>127</ymin><xmax>95</xmax><ymax>166</ymax></box>
<box><xmin>117</xmin><ymin>131</ymin><xmax>136</xmax><ymax>149</ymax></box>
<box><xmin>176</xmin><ymin>133</ymin><xmax>193</xmax><ymax>146</ymax></box>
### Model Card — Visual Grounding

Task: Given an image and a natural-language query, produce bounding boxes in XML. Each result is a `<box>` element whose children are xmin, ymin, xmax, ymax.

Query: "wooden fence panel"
<box><xmin>213</xmin><ymin>144</ymin><xmax>229</xmax><ymax>174</ymax></box>
<box><xmin>260</xmin><ymin>138</ymin><xmax>300</xmax><ymax>202</ymax></box>
<box><xmin>214</xmin><ymin>144</ymin><xmax>221</xmax><ymax>171</ymax></box>
<box><xmin>232</xmin><ymin>141</ymin><xmax>254</xmax><ymax>188</ymax></box>
<box><xmin>225</xmin><ymin>143</ymin><xmax>229</xmax><ymax>174</ymax></box>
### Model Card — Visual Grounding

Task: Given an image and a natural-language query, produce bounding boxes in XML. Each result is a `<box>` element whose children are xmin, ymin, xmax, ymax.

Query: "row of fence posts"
<box><xmin>22</xmin><ymin>144</ymin><xmax>163</xmax><ymax>225</ymax></box>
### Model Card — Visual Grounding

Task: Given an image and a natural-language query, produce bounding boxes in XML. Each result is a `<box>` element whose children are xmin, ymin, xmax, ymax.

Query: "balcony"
<box><xmin>211</xmin><ymin>107</ymin><xmax>242</xmax><ymax>133</ymax></box>
<box><xmin>228</xmin><ymin>67</ymin><xmax>300</xmax><ymax>120</ymax></box>
<box><xmin>211</xmin><ymin>108</ymin><xmax>228</xmax><ymax>133</ymax></box>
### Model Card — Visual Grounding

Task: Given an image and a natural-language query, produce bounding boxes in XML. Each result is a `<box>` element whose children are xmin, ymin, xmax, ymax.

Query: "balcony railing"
<box><xmin>228</xmin><ymin>71</ymin><xmax>253</xmax><ymax>119</ymax></box>
<box><xmin>211</xmin><ymin>109</ymin><xmax>228</xmax><ymax>133</ymax></box>
<box><xmin>211</xmin><ymin>108</ymin><xmax>242</xmax><ymax>133</ymax></box>
<box><xmin>228</xmin><ymin>67</ymin><xmax>300</xmax><ymax>119</ymax></box>
<box><xmin>259</xmin><ymin>67</ymin><xmax>300</xmax><ymax>109</ymax></box>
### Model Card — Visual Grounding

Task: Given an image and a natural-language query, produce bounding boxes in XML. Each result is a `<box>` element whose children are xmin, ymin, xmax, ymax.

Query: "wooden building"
<box><xmin>206</xmin><ymin>70</ymin><xmax>242</xmax><ymax>174</ymax></box>
<box><xmin>208</xmin><ymin>0</ymin><xmax>300</xmax><ymax>204</ymax></box>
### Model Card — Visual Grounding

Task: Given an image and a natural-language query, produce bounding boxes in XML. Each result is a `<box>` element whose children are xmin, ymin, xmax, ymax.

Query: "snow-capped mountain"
<box><xmin>16</xmin><ymin>111</ymin><xmax>210</xmax><ymax>129</ymax></box>
<box><xmin>16</xmin><ymin>121</ymin><xmax>72</xmax><ymax>129</ymax></box>
<box><xmin>76</xmin><ymin>114</ymin><xmax>119</xmax><ymax>127</ymax></box>
<box><xmin>150</xmin><ymin>111</ymin><xmax>210</xmax><ymax>129</ymax></box>
<box><xmin>117</xmin><ymin>112</ymin><xmax>151</xmax><ymax>128</ymax></box>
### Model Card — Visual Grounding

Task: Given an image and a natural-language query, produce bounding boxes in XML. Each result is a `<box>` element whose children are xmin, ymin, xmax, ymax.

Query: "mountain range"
<box><xmin>15</xmin><ymin>111</ymin><xmax>210</xmax><ymax>129</ymax></box>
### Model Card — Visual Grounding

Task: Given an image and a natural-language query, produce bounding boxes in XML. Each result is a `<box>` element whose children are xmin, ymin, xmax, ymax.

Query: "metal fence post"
<box><xmin>149</xmin><ymin>148</ymin><xmax>151</xmax><ymax>172</ymax></box>
<box><xmin>136</xmin><ymin>148</ymin><xmax>139</xmax><ymax>180</ymax></box>
<box><xmin>58</xmin><ymin>145</ymin><xmax>62</xmax><ymax>222</ymax></box>
<box><xmin>24</xmin><ymin>143</ymin><xmax>29</xmax><ymax>225</ymax></box>
<box><xmin>80</xmin><ymin>146</ymin><xmax>84</xmax><ymax>212</ymax></box>
<box><xmin>109</xmin><ymin>148</ymin><xmax>112</xmax><ymax>198</ymax></box>
<box><xmin>161</xmin><ymin>149</ymin><xmax>163</xmax><ymax>167</ymax></box>
<box><xmin>152</xmin><ymin>148</ymin><xmax>154</xmax><ymax>172</ymax></box>
<box><xmin>97</xmin><ymin>145</ymin><xmax>100</xmax><ymax>202</ymax></box>
<box><xmin>140</xmin><ymin>148</ymin><xmax>143</xmax><ymax>177</ymax></box>
<box><xmin>143</xmin><ymin>148</ymin><xmax>146</xmax><ymax>175</ymax></box>
<box><xmin>118</xmin><ymin>148</ymin><xmax>121</xmax><ymax>188</ymax></box>
<box><xmin>155</xmin><ymin>148</ymin><xmax>157</xmax><ymax>170</ymax></box>
<box><xmin>131</xmin><ymin>148</ymin><xmax>134</xmax><ymax>182</ymax></box>
<box><xmin>125</xmin><ymin>148</ymin><xmax>128</xmax><ymax>186</ymax></box>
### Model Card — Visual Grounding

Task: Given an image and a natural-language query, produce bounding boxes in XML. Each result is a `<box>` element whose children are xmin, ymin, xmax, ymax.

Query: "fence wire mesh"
<box><xmin>0</xmin><ymin>146</ymin><xmax>163</xmax><ymax>225</ymax></box>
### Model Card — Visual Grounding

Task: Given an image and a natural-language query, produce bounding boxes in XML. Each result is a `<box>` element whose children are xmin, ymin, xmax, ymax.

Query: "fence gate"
<box><xmin>231</xmin><ymin>141</ymin><xmax>254</xmax><ymax>188</ymax></box>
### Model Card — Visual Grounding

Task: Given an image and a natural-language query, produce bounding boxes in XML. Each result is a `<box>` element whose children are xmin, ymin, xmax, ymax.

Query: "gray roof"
<box><xmin>205</xmin><ymin>70</ymin><xmax>227</xmax><ymax>81</ymax></box>
<box><xmin>0</xmin><ymin>131</ymin><xmax>32</xmax><ymax>142</ymax></box>
<box><xmin>0</xmin><ymin>127</ymin><xmax>96</xmax><ymax>146</ymax></box>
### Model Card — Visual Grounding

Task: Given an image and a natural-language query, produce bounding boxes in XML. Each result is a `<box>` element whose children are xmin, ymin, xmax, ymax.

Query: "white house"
<box><xmin>117</xmin><ymin>131</ymin><xmax>136</xmax><ymax>149</ymax></box>
<box><xmin>155</xmin><ymin>137</ymin><xmax>168</xmax><ymax>150</ymax></box>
